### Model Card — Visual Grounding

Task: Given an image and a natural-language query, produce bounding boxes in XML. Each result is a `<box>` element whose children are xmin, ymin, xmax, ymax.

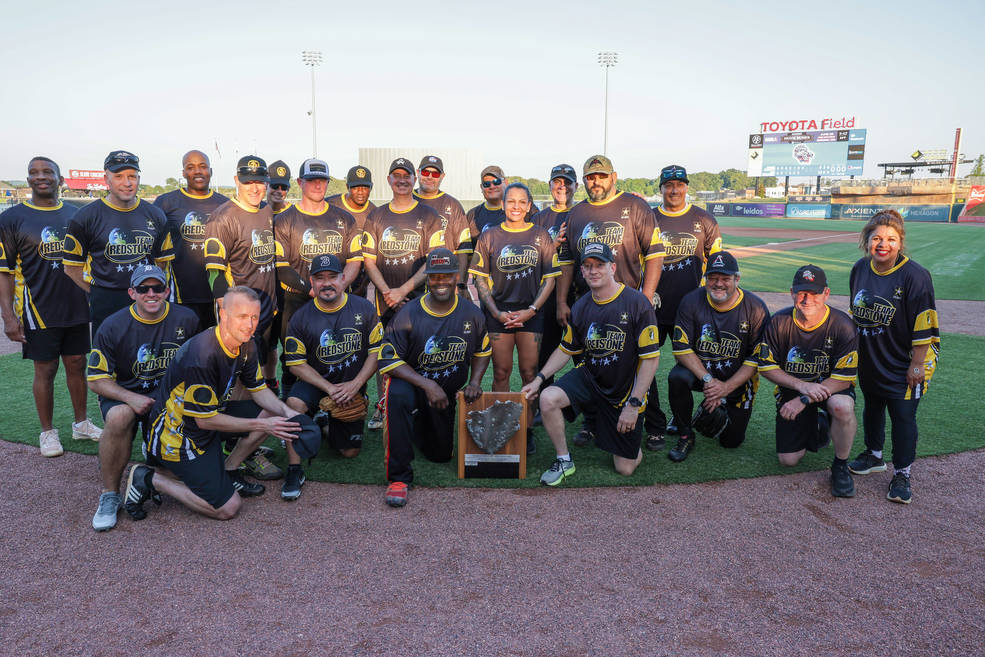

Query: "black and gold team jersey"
<box><xmin>153</xmin><ymin>189</ymin><xmax>230</xmax><ymax>304</ymax></box>
<box><xmin>87</xmin><ymin>302</ymin><xmax>200</xmax><ymax>398</ymax></box>
<box><xmin>203</xmin><ymin>198</ymin><xmax>290</xmax><ymax>330</ymax></box>
<box><xmin>378</xmin><ymin>294</ymin><xmax>492</xmax><ymax>395</ymax></box>
<box><xmin>532</xmin><ymin>205</ymin><xmax>571</xmax><ymax>247</ymax></box>
<box><xmin>415</xmin><ymin>191</ymin><xmax>474</xmax><ymax>256</ymax></box>
<box><xmin>362</xmin><ymin>201</ymin><xmax>446</xmax><ymax>314</ymax></box>
<box><xmin>757</xmin><ymin>306</ymin><xmax>858</xmax><ymax>388</ymax></box>
<box><xmin>467</xmin><ymin>203</ymin><xmax>506</xmax><ymax>237</ymax></box>
<box><xmin>654</xmin><ymin>203</ymin><xmax>722</xmax><ymax>325</ymax></box>
<box><xmin>283</xmin><ymin>294</ymin><xmax>383</xmax><ymax>383</ymax></box>
<box><xmin>672</xmin><ymin>287</ymin><xmax>769</xmax><ymax>406</ymax></box>
<box><xmin>63</xmin><ymin>198</ymin><xmax>175</xmax><ymax>290</ymax></box>
<box><xmin>850</xmin><ymin>255</ymin><xmax>940</xmax><ymax>399</ymax></box>
<box><xmin>274</xmin><ymin>203</ymin><xmax>363</xmax><ymax>293</ymax></box>
<box><xmin>326</xmin><ymin>194</ymin><xmax>376</xmax><ymax>233</ymax></box>
<box><xmin>0</xmin><ymin>201</ymin><xmax>88</xmax><ymax>329</ymax></box>
<box><xmin>560</xmin><ymin>284</ymin><xmax>660</xmax><ymax>406</ymax></box>
<box><xmin>559</xmin><ymin>191</ymin><xmax>665</xmax><ymax>291</ymax></box>
<box><xmin>146</xmin><ymin>326</ymin><xmax>266</xmax><ymax>462</ymax></box>
<box><xmin>468</xmin><ymin>223</ymin><xmax>560</xmax><ymax>307</ymax></box>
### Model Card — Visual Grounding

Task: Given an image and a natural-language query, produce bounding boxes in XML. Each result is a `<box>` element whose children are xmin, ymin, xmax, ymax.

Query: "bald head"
<box><xmin>182</xmin><ymin>150</ymin><xmax>213</xmax><ymax>194</ymax></box>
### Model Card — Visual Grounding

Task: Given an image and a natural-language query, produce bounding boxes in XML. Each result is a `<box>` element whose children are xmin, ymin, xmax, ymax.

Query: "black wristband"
<box><xmin>799</xmin><ymin>394</ymin><xmax>810</xmax><ymax>405</ymax></box>
<box><xmin>535</xmin><ymin>372</ymin><xmax>547</xmax><ymax>384</ymax></box>
<box><xmin>457</xmin><ymin>283</ymin><xmax>467</xmax><ymax>290</ymax></box>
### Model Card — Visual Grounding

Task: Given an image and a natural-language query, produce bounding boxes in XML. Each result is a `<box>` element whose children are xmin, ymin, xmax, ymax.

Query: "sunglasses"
<box><xmin>419</xmin><ymin>169</ymin><xmax>441</xmax><ymax>178</ymax></box>
<box><xmin>661</xmin><ymin>168</ymin><xmax>687</xmax><ymax>181</ymax></box>
<box><xmin>134</xmin><ymin>283</ymin><xmax>166</xmax><ymax>294</ymax></box>
<box><xmin>108</xmin><ymin>154</ymin><xmax>139</xmax><ymax>167</ymax></box>
<box><xmin>270</xmin><ymin>184</ymin><xmax>290</xmax><ymax>191</ymax></box>
<box><xmin>481</xmin><ymin>178</ymin><xmax>503</xmax><ymax>188</ymax></box>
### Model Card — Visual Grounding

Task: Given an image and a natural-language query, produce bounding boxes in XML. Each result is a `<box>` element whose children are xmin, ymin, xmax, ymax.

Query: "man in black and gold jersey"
<box><xmin>63</xmin><ymin>150</ymin><xmax>175</xmax><ymax>338</ymax></box>
<box><xmin>327</xmin><ymin>165</ymin><xmax>376</xmax><ymax>297</ymax></box>
<box><xmin>267</xmin><ymin>160</ymin><xmax>293</xmax><ymax>216</ymax></box>
<box><xmin>0</xmin><ymin>156</ymin><xmax>100</xmax><ymax>458</ymax></box>
<box><xmin>86</xmin><ymin>265</ymin><xmax>199</xmax><ymax>531</ymax></box>
<box><xmin>557</xmin><ymin>155</ymin><xmax>665</xmax><ymax>447</ymax></box>
<box><xmin>153</xmin><ymin>150</ymin><xmax>229</xmax><ymax>328</ymax></box>
<box><xmin>646</xmin><ymin>164</ymin><xmax>723</xmax><ymax>450</ymax></box>
<box><xmin>757</xmin><ymin>265</ymin><xmax>859</xmax><ymax>498</ymax></box>
<box><xmin>531</xmin><ymin>164</ymin><xmax>578</xmax><ymax>394</ymax></box>
<box><xmin>276</xmin><ymin>158</ymin><xmax>363</xmax><ymax>395</ymax></box>
<box><xmin>466</xmin><ymin>165</ymin><xmax>507</xmax><ymax>235</ymax></box>
<box><xmin>377</xmin><ymin>249</ymin><xmax>490</xmax><ymax>508</ymax></box>
<box><xmin>667</xmin><ymin>252</ymin><xmax>768</xmax><ymax>462</ymax></box>
<box><xmin>125</xmin><ymin>286</ymin><xmax>301</xmax><ymax>521</ymax></box>
<box><xmin>522</xmin><ymin>242</ymin><xmax>660</xmax><ymax>486</ymax></box>
<box><xmin>281</xmin><ymin>254</ymin><xmax>382</xmax><ymax>500</ymax></box>
<box><xmin>414</xmin><ymin>155</ymin><xmax>474</xmax><ymax>281</ymax></box>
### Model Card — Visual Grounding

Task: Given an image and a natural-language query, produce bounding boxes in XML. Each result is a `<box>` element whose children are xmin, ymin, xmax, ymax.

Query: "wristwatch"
<box><xmin>799</xmin><ymin>394</ymin><xmax>810</xmax><ymax>405</ymax></box>
<box><xmin>626</xmin><ymin>396</ymin><xmax>642</xmax><ymax>408</ymax></box>
<box><xmin>701</xmin><ymin>373</ymin><xmax>713</xmax><ymax>384</ymax></box>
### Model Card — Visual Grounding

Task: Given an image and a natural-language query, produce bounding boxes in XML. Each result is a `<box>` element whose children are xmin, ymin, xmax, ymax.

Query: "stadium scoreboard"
<box><xmin>747</xmin><ymin>129</ymin><xmax>866</xmax><ymax>177</ymax></box>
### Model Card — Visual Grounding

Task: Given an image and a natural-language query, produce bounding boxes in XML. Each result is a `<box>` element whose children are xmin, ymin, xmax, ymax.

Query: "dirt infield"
<box><xmin>3</xmin><ymin>439</ymin><xmax>982</xmax><ymax>656</ymax></box>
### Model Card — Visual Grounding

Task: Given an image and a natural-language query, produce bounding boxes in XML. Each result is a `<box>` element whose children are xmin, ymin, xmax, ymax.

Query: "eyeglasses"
<box><xmin>481</xmin><ymin>178</ymin><xmax>502</xmax><ymax>188</ymax></box>
<box><xmin>270</xmin><ymin>184</ymin><xmax>290</xmax><ymax>191</ymax></box>
<box><xmin>420</xmin><ymin>169</ymin><xmax>441</xmax><ymax>178</ymax></box>
<box><xmin>134</xmin><ymin>283</ymin><xmax>166</xmax><ymax>294</ymax></box>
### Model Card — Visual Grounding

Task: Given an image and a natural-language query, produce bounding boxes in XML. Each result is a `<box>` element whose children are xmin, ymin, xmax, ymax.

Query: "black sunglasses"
<box><xmin>661</xmin><ymin>168</ymin><xmax>686</xmax><ymax>181</ymax></box>
<box><xmin>481</xmin><ymin>178</ymin><xmax>502</xmax><ymax>188</ymax></box>
<box><xmin>270</xmin><ymin>183</ymin><xmax>290</xmax><ymax>191</ymax></box>
<box><xmin>134</xmin><ymin>283</ymin><xmax>166</xmax><ymax>294</ymax></box>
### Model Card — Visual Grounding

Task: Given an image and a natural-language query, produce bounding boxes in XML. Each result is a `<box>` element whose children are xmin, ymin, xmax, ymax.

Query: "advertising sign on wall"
<box><xmin>786</xmin><ymin>204</ymin><xmax>832</xmax><ymax>218</ymax></box>
<box><xmin>730</xmin><ymin>203</ymin><xmax>786</xmax><ymax>217</ymax></box>
<box><xmin>958</xmin><ymin>186</ymin><xmax>985</xmax><ymax>223</ymax></box>
<box><xmin>831</xmin><ymin>204</ymin><xmax>950</xmax><ymax>222</ymax></box>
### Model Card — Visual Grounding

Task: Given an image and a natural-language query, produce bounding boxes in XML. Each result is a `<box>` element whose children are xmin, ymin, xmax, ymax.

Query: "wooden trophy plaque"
<box><xmin>456</xmin><ymin>391</ymin><xmax>527</xmax><ymax>479</ymax></box>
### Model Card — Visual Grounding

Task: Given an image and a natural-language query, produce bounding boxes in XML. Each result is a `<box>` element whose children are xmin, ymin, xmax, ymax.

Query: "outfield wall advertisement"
<box><xmin>700</xmin><ymin>202</ymin><xmax>952</xmax><ymax>221</ymax></box>
<box><xmin>830</xmin><ymin>204</ymin><xmax>950</xmax><ymax>222</ymax></box>
<box><xmin>958</xmin><ymin>186</ymin><xmax>985</xmax><ymax>223</ymax></box>
<box><xmin>786</xmin><ymin>203</ymin><xmax>833</xmax><ymax>218</ymax></box>
<box><xmin>729</xmin><ymin>203</ymin><xmax>786</xmax><ymax>217</ymax></box>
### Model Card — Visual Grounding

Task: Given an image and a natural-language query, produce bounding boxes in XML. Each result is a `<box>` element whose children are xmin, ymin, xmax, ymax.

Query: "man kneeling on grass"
<box><xmin>521</xmin><ymin>242</ymin><xmax>660</xmax><ymax>485</ymax></box>
<box><xmin>124</xmin><ymin>286</ymin><xmax>301</xmax><ymax>521</ymax></box>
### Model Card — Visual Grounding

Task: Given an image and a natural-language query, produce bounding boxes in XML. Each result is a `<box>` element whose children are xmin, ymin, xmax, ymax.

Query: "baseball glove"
<box><xmin>691</xmin><ymin>403</ymin><xmax>730</xmax><ymax>439</ymax></box>
<box><xmin>318</xmin><ymin>394</ymin><xmax>369</xmax><ymax>423</ymax></box>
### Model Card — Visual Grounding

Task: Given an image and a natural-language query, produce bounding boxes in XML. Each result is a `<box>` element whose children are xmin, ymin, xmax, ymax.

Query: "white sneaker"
<box><xmin>39</xmin><ymin>429</ymin><xmax>64</xmax><ymax>457</ymax></box>
<box><xmin>72</xmin><ymin>418</ymin><xmax>102</xmax><ymax>442</ymax></box>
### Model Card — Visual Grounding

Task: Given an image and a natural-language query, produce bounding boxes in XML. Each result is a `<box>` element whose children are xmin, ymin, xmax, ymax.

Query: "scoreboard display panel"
<box><xmin>747</xmin><ymin>129</ymin><xmax>866</xmax><ymax>177</ymax></box>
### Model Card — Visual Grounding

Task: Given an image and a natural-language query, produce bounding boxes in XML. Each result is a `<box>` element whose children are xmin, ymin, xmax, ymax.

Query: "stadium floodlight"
<box><xmin>598</xmin><ymin>51</ymin><xmax>618</xmax><ymax>156</ymax></box>
<box><xmin>302</xmin><ymin>50</ymin><xmax>323</xmax><ymax>157</ymax></box>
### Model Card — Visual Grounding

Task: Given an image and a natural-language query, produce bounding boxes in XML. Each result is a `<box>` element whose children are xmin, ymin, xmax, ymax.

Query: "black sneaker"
<box><xmin>281</xmin><ymin>464</ymin><xmax>305</xmax><ymax>501</ymax></box>
<box><xmin>526</xmin><ymin>429</ymin><xmax>536</xmax><ymax>455</ymax></box>
<box><xmin>572</xmin><ymin>429</ymin><xmax>594</xmax><ymax>447</ymax></box>
<box><xmin>887</xmin><ymin>472</ymin><xmax>912</xmax><ymax>504</ymax></box>
<box><xmin>124</xmin><ymin>464</ymin><xmax>157</xmax><ymax>520</ymax></box>
<box><xmin>668</xmin><ymin>435</ymin><xmax>694</xmax><ymax>462</ymax></box>
<box><xmin>848</xmin><ymin>449</ymin><xmax>887</xmax><ymax>475</ymax></box>
<box><xmin>830</xmin><ymin>461</ymin><xmax>856</xmax><ymax>498</ymax></box>
<box><xmin>665</xmin><ymin>418</ymin><xmax>679</xmax><ymax>436</ymax></box>
<box><xmin>227</xmin><ymin>469</ymin><xmax>265</xmax><ymax>497</ymax></box>
<box><xmin>645</xmin><ymin>434</ymin><xmax>665</xmax><ymax>451</ymax></box>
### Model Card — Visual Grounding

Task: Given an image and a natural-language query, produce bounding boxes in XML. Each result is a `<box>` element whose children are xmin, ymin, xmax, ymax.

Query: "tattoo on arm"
<box><xmin>475</xmin><ymin>277</ymin><xmax>497</xmax><ymax>315</ymax></box>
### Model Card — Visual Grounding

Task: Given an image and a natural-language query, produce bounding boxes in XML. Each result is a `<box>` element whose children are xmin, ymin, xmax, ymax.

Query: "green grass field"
<box><xmin>719</xmin><ymin>217</ymin><xmax>985</xmax><ymax>300</ymax></box>
<box><xmin>2</xmin><ymin>333</ymin><xmax>981</xmax><ymax>489</ymax></box>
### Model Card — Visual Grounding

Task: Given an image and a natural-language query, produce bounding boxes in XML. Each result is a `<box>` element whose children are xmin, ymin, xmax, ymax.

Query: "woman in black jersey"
<box><xmin>848</xmin><ymin>210</ymin><xmax>940</xmax><ymax>504</ymax></box>
<box><xmin>469</xmin><ymin>183</ymin><xmax>559</xmax><ymax>454</ymax></box>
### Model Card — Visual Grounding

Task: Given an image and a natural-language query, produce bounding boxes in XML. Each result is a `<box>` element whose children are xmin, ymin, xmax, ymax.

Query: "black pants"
<box><xmin>278</xmin><ymin>290</ymin><xmax>309</xmax><ymax>392</ymax></box>
<box><xmin>667</xmin><ymin>364</ymin><xmax>752</xmax><ymax>448</ymax></box>
<box><xmin>642</xmin><ymin>324</ymin><xmax>674</xmax><ymax>436</ymax></box>
<box><xmin>89</xmin><ymin>286</ymin><xmax>132</xmax><ymax>340</ymax></box>
<box><xmin>862</xmin><ymin>391</ymin><xmax>920</xmax><ymax>469</ymax></box>
<box><xmin>384</xmin><ymin>377</ymin><xmax>456</xmax><ymax>484</ymax></box>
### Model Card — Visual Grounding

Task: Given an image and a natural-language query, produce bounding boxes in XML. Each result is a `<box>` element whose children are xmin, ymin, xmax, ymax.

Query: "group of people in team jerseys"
<box><xmin>0</xmin><ymin>149</ymin><xmax>938</xmax><ymax>528</ymax></box>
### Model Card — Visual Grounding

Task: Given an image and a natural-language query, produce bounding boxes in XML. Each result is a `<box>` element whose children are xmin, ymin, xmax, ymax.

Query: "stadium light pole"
<box><xmin>302</xmin><ymin>50</ymin><xmax>323</xmax><ymax>158</ymax></box>
<box><xmin>598</xmin><ymin>51</ymin><xmax>618</xmax><ymax>156</ymax></box>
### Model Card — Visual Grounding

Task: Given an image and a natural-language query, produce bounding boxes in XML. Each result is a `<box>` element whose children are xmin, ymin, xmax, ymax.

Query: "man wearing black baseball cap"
<box><xmin>87</xmin><ymin>264</ymin><xmax>199</xmax><ymax>531</ymax></box>
<box><xmin>376</xmin><ymin>247</ymin><xmax>490</xmax><ymax>507</ymax></box>
<box><xmin>266</xmin><ymin>160</ymin><xmax>293</xmax><ymax>215</ymax></box>
<box><xmin>645</xmin><ymin>163</ymin><xmax>723</xmax><ymax>450</ymax></box>
<box><xmin>414</xmin><ymin>155</ymin><xmax>473</xmax><ymax>281</ymax></box>
<box><xmin>756</xmin><ymin>264</ymin><xmax>860</xmax><ymax>498</ymax></box>
<box><xmin>327</xmin><ymin>165</ymin><xmax>377</xmax><ymax>297</ymax></box>
<box><xmin>280</xmin><ymin>253</ymin><xmax>382</xmax><ymax>499</ymax></box>
<box><xmin>664</xmin><ymin>251</ymin><xmax>769</xmax><ymax>462</ymax></box>
<box><xmin>63</xmin><ymin>150</ymin><xmax>175</xmax><ymax>338</ymax></box>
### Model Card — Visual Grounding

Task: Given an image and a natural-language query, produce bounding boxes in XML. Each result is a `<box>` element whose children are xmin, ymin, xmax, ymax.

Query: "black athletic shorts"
<box><xmin>484</xmin><ymin>303</ymin><xmax>544</xmax><ymax>335</ymax></box>
<box><xmin>554</xmin><ymin>365</ymin><xmax>642</xmax><ymax>459</ymax></box>
<box><xmin>217</xmin><ymin>399</ymin><xmax>263</xmax><ymax>442</ymax></box>
<box><xmin>775</xmin><ymin>386</ymin><xmax>855</xmax><ymax>454</ymax></box>
<box><xmin>179</xmin><ymin>301</ymin><xmax>216</xmax><ymax>330</ymax></box>
<box><xmin>89</xmin><ymin>286</ymin><xmax>131</xmax><ymax>338</ymax></box>
<box><xmin>23</xmin><ymin>322</ymin><xmax>89</xmax><ymax>361</ymax></box>
<box><xmin>148</xmin><ymin>437</ymin><xmax>234</xmax><ymax>509</ymax></box>
<box><xmin>288</xmin><ymin>380</ymin><xmax>364</xmax><ymax>450</ymax></box>
<box><xmin>99</xmin><ymin>397</ymin><xmax>148</xmax><ymax>441</ymax></box>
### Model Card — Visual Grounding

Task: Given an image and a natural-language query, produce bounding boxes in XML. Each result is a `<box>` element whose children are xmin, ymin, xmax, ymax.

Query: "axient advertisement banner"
<box><xmin>831</xmin><ymin>204</ymin><xmax>950</xmax><ymax>222</ymax></box>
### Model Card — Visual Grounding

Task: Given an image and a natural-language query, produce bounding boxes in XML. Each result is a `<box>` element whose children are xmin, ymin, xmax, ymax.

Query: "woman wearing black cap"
<box><xmin>848</xmin><ymin>209</ymin><xmax>940</xmax><ymax>504</ymax></box>
<box><xmin>469</xmin><ymin>182</ymin><xmax>560</xmax><ymax>454</ymax></box>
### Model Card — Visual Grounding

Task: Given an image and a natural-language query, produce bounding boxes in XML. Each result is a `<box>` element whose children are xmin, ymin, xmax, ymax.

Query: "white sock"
<box><xmin>871</xmin><ymin>450</ymin><xmax>883</xmax><ymax>459</ymax></box>
<box><xmin>896</xmin><ymin>465</ymin><xmax>911</xmax><ymax>476</ymax></box>
<box><xmin>557</xmin><ymin>453</ymin><xmax>571</xmax><ymax>462</ymax></box>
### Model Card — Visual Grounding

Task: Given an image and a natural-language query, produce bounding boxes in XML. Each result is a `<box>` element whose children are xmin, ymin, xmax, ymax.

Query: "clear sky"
<box><xmin>2</xmin><ymin>0</ymin><xmax>980</xmax><ymax>186</ymax></box>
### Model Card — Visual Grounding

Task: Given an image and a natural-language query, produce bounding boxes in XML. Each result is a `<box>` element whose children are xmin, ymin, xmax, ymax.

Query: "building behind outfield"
<box><xmin>358</xmin><ymin>148</ymin><xmax>486</xmax><ymax>206</ymax></box>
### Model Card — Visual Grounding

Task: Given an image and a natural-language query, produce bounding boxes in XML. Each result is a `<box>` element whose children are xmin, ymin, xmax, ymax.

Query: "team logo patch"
<box><xmin>496</xmin><ymin>244</ymin><xmax>538</xmax><ymax>274</ymax></box>
<box><xmin>37</xmin><ymin>226</ymin><xmax>67</xmax><ymax>261</ymax></box>
<box><xmin>463</xmin><ymin>321</ymin><xmax>472</xmax><ymax>334</ymax></box>
<box><xmin>354</xmin><ymin>313</ymin><xmax>363</xmax><ymax>325</ymax></box>
<box><xmin>428</xmin><ymin>156</ymin><xmax>437</xmax><ymax>163</ymax></box>
<box><xmin>133</xmin><ymin>342</ymin><xmax>182</xmax><ymax>383</ymax></box>
<box><xmin>176</xmin><ymin>327</ymin><xmax>185</xmax><ymax>339</ymax></box>
<box><xmin>893</xmin><ymin>287</ymin><xmax>904</xmax><ymax>299</ymax></box>
<box><xmin>105</xmin><ymin>228</ymin><xmax>154</xmax><ymax>264</ymax></box>
<box><xmin>851</xmin><ymin>289</ymin><xmax>897</xmax><ymax>327</ymax></box>
<box><xmin>711</xmin><ymin>254</ymin><xmax>725</xmax><ymax>268</ymax></box>
<box><xmin>181</xmin><ymin>211</ymin><xmax>207</xmax><ymax>244</ymax></box>
<box><xmin>793</xmin><ymin>144</ymin><xmax>815</xmax><ymax>164</ymax></box>
<box><xmin>316</xmin><ymin>328</ymin><xmax>362</xmax><ymax>365</ymax></box>
<box><xmin>620</xmin><ymin>312</ymin><xmax>629</xmax><ymax>323</ymax></box>
<box><xmin>420</xmin><ymin>335</ymin><xmax>468</xmax><ymax>373</ymax></box>
<box><xmin>300</xmin><ymin>229</ymin><xmax>343</xmax><ymax>262</ymax></box>
<box><xmin>276</xmin><ymin>166</ymin><xmax>287</xmax><ymax>177</ymax></box>
<box><xmin>578</xmin><ymin>222</ymin><xmax>624</xmax><ymax>250</ymax></box>
<box><xmin>585</xmin><ymin>322</ymin><xmax>627</xmax><ymax>358</ymax></box>
<box><xmin>693</xmin><ymin>222</ymin><xmax>703</xmax><ymax>232</ymax></box>
<box><xmin>248</xmin><ymin>229</ymin><xmax>276</xmax><ymax>265</ymax></box>
<box><xmin>739</xmin><ymin>321</ymin><xmax>749</xmax><ymax>333</ymax></box>
<box><xmin>247</xmin><ymin>159</ymin><xmax>260</xmax><ymax>169</ymax></box>
<box><xmin>801</xmin><ymin>269</ymin><xmax>815</xmax><ymax>282</ymax></box>
<box><xmin>824</xmin><ymin>337</ymin><xmax>834</xmax><ymax>349</ymax></box>
<box><xmin>356</xmin><ymin>168</ymin><xmax>366</xmax><ymax>179</ymax></box>
<box><xmin>659</xmin><ymin>231</ymin><xmax>699</xmax><ymax>263</ymax></box>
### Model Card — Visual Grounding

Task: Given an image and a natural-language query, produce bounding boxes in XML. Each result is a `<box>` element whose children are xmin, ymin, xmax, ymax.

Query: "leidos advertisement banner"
<box><xmin>730</xmin><ymin>203</ymin><xmax>786</xmax><ymax>217</ymax></box>
<box><xmin>831</xmin><ymin>204</ymin><xmax>950</xmax><ymax>222</ymax></box>
<box><xmin>786</xmin><ymin>204</ymin><xmax>832</xmax><ymax>218</ymax></box>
